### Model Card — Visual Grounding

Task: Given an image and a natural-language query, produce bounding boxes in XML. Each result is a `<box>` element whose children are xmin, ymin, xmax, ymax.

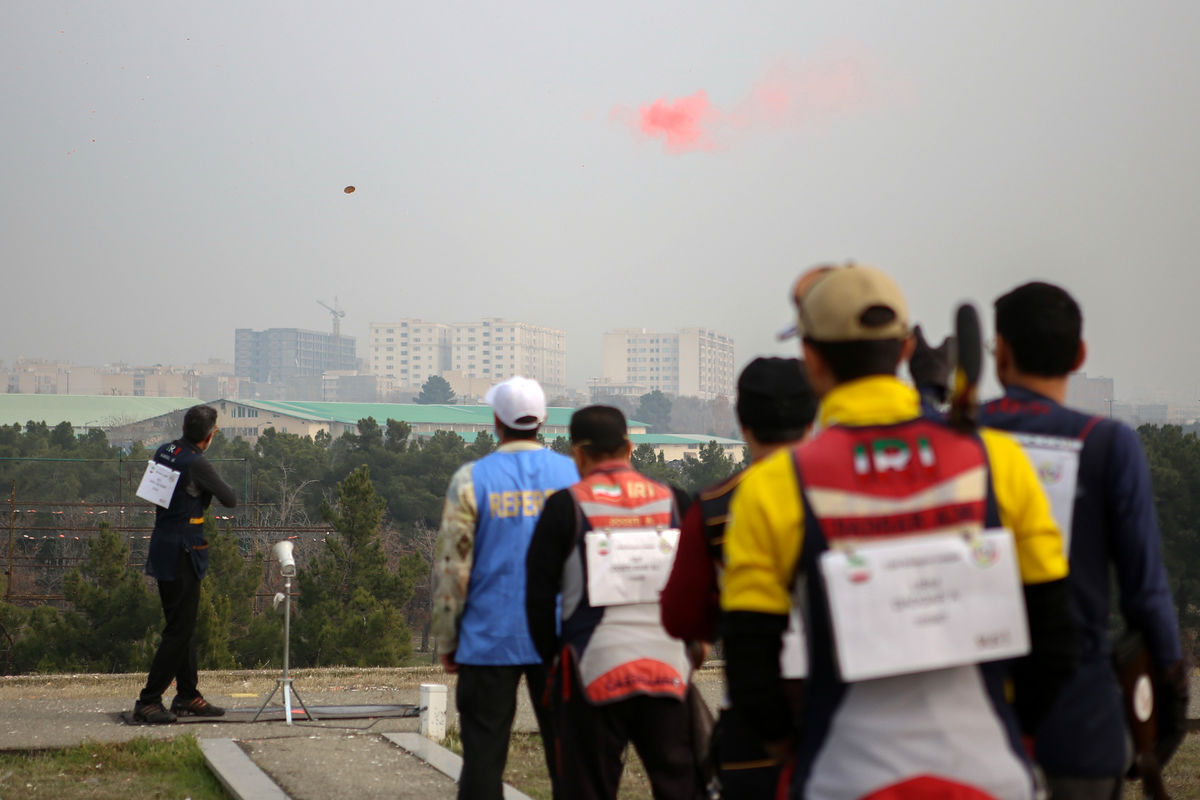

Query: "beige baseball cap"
<box><xmin>781</xmin><ymin>263</ymin><xmax>910</xmax><ymax>342</ymax></box>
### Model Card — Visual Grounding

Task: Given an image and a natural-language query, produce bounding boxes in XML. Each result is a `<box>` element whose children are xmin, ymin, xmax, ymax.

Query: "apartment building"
<box><xmin>601</xmin><ymin>327</ymin><xmax>735</xmax><ymax>399</ymax></box>
<box><xmin>368</xmin><ymin>317</ymin><xmax>566</xmax><ymax>397</ymax></box>
<box><xmin>4</xmin><ymin>360</ymin><xmax>201</xmax><ymax>397</ymax></box>
<box><xmin>234</xmin><ymin>328</ymin><xmax>357</xmax><ymax>383</ymax></box>
<box><xmin>1066</xmin><ymin>372</ymin><xmax>1115</xmax><ymax>417</ymax></box>
<box><xmin>367</xmin><ymin>320</ymin><xmax>452</xmax><ymax>389</ymax></box>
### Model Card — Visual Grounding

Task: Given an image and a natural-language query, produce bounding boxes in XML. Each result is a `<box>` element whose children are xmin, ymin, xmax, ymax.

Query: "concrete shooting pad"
<box><xmin>118</xmin><ymin>703</ymin><xmax>420</xmax><ymax>725</ymax></box>
<box><xmin>221</xmin><ymin>733</ymin><xmax>463</xmax><ymax>800</ymax></box>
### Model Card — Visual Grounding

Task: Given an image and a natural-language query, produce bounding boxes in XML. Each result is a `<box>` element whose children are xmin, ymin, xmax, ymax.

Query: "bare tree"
<box><xmin>267</xmin><ymin>462</ymin><xmax>315</xmax><ymax>527</ymax></box>
<box><xmin>401</xmin><ymin>521</ymin><xmax>438</xmax><ymax>656</ymax></box>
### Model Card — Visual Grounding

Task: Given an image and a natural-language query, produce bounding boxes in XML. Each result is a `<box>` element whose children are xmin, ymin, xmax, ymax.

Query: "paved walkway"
<box><xmin>0</xmin><ymin>666</ymin><xmax>728</xmax><ymax>799</ymax></box>
<box><xmin>11</xmin><ymin>666</ymin><xmax>1191</xmax><ymax>798</ymax></box>
<box><xmin>218</xmin><ymin>733</ymin><xmax>467</xmax><ymax>800</ymax></box>
<box><xmin>0</xmin><ymin>668</ymin><xmax>483</xmax><ymax>798</ymax></box>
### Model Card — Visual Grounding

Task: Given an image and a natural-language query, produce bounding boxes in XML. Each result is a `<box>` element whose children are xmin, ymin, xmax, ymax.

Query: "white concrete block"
<box><xmin>419</xmin><ymin>682</ymin><xmax>447</xmax><ymax>740</ymax></box>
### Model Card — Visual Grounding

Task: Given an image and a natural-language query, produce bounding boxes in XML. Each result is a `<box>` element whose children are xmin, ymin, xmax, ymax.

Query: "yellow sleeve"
<box><xmin>981</xmin><ymin>428</ymin><xmax>1069</xmax><ymax>584</ymax></box>
<box><xmin>720</xmin><ymin>448</ymin><xmax>805</xmax><ymax>615</ymax></box>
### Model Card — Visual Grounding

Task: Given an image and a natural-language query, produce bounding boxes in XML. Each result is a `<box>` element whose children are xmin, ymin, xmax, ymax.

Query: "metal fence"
<box><xmin>2</xmin><ymin>456</ymin><xmax>333</xmax><ymax>609</ymax></box>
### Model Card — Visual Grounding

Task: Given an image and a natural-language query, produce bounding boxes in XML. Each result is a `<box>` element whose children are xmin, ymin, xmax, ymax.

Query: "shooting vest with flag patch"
<box><xmin>145</xmin><ymin>439</ymin><xmax>211</xmax><ymax>581</ymax></box>
<box><xmin>790</xmin><ymin>418</ymin><xmax>1035</xmax><ymax>800</ymax></box>
<box><xmin>799</xmin><ymin>420</ymin><xmax>991</xmax><ymax>539</ymax></box>
<box><xmin>560</xmin><ymin>462</ymin><xmax>690</xmax><ymax>705</ymax></box>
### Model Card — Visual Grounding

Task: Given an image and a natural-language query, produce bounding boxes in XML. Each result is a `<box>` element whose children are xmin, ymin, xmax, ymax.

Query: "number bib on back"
<box><xmin>1008</xmin><ymin>432</ymin><xmax>1082</xmax><ymax>553</ymax></box>
<box><xmin>794</xmin><ymin>419</ymin><xmax>1026</xmax><ymax>682</ymax></box>
<box><xmin>819</xmin><ymin>529</ymin><xmax>1030</xmax><ymax>682</ymax></box>
<box><xmin>136</xmin><ymin>460</ymin><xmax>181</xmax><ymax>508</ymax></box>
<box><xmin>585</xmin><ymin>527</ymin><xmax>680</xmax><ymax>606</ymax></box>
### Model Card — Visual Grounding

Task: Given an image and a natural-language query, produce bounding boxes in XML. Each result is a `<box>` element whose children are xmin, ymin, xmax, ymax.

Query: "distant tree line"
<box><xmin>0</xmin><ymin>464</ymin><xmax>420</xmax><ymax>674</ymax></box>
<box><xmin>5</xmin><ymin>415</ymin><xmax>1197</xmax><ymax>674</ymax></box>
<box><xmin>0</xmin><ymin>413</ymin><xmax>738</xmax><ymax>675</ymax></box>
<box><xmin>594</xmin><ymin>389</ymin><xmax>738</xmax><ymax>439</ymax></box>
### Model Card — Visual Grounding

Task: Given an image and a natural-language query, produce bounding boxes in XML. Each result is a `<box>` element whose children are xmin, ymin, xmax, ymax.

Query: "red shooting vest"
<box><xmin>562</xmin><ymin>463</ymin><xmax>690</xmax><ymax>704</ymax></box>
<box><xmin>795</xmin><ymin>418</ymin><xmax>992</xmax><ymax>544</ymax></box>
<box><xmin>787</xmin><ymin>419</ymin><xmax>1026</xmax><ymax>800</ymax></box>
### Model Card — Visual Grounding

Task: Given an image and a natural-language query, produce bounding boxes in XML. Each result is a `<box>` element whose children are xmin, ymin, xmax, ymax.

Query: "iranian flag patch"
<box><xmin>592</xmin><ymin>484</ymin><xmax>622</xmax><ymax>499</ymax></box>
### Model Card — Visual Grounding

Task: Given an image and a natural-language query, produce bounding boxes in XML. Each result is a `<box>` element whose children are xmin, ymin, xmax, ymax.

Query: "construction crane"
<box><xmin>317</xmin><ymin>297</ymin><xmax>346</xmax><ymax>370</ymax></box>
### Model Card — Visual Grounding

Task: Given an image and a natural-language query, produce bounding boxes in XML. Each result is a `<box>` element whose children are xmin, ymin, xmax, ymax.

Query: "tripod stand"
<box><xmin>251</xmin><ymin>573</ymin><xmax>317</xmax><ymax>725</ymax></box>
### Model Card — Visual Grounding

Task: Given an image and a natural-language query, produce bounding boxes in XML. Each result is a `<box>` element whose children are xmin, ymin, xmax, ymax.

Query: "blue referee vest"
<box><xmin>455</xmin><ymin>447</ymin><xmax>578</xmax><ymax>665</ymax></box>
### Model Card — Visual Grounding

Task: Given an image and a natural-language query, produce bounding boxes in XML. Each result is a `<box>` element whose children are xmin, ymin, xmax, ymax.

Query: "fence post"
<box><xmin>419</xmin><ymin>683</ymin><xmax>447</xmax><ymax>740</ymax></box>
<box><xmin>6</xmin><ymin>481</ymin><xmax>14</xmax><ymax>603</ymax></box>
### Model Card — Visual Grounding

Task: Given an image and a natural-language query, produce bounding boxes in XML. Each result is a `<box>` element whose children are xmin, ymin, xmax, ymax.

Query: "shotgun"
<box><xmin>948</xmin><ymin>303</ymin><xmax>981</xmax><ymax>433</ymax></box>
<box><xmin>1114</xmin><ymin>631</ymin><xmax>1170</xmax><ymax>800</ymax></box>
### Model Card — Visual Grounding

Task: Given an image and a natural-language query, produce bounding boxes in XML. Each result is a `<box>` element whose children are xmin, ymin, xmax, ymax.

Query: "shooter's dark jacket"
<box><xmin>660</xmin><ymin>472</ymin><xmax>743</xmax><ymax>644</ymax></box>
<box><xmin>721</xmin><ymin>376</ymin><xmax>1076</xmax><ymax>799</ymax></box>
<box><xmin>144</xmin><ymin>439</ymin><xmax>236</xmax><ymax>581</ymax></box>
<box><xmin>981</xmin><ymin>386</ymin><xmax>1182</xmax><ymax>777</ymax></box>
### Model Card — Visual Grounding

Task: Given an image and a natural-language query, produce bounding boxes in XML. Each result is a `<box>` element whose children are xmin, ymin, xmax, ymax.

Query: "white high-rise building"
<box><xmin>367</xmin><ymin>320</ymin><xmax>451</xmax><ymax>389</ymax></box>
<box><xmin>601</xmin><ymin>327</ymin><xmax>735</xmax><ymax>399</ymax></box>
<box><xmin>368</xmin><ymin>317</ymin><xmax>567</xmax><ymax>397</ymax></box>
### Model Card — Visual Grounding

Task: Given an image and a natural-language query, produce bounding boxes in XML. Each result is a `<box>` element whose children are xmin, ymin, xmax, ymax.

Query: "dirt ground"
<box><xmin>1</xmin><ymin>665</ymin><xmax>1197</xmax><ymax>800</ymax></box>
<box><xmin>0</xmin><ymin>665</ymin><xmax>726</xmax><ymax>800</ymax></box>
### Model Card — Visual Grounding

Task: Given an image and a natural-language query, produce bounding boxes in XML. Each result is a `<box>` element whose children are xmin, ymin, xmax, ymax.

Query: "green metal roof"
<box><xmin>231</xmin><ymin>400</ymin><xmax>642</xmax><ymax>429</ymax></box>
<box><xmin>0</xmin><ymin>395</ymin><xmax>661</xmax><ymax>435</ymax></box>
<box><xmin>630</xmin><ymin>434</ymin><xmax>744</xmax><ymax>445</ymax></box>
<box><xmin>540</xmin><ymin>432</ymin><xmax>744</xmax><ymax>446</ymax></box>
<box><xmin>0</xmin><ymin>395</ymin><xmax>197</xmax><ymax>429</ymax></box>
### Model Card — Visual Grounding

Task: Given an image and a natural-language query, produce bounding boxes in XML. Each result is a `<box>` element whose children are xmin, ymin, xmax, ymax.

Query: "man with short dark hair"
<box><xmin>722</xmin><ymin>264</ymin><xmax>1077</xmax><ymax>799</ymax></box>
<box><xmin>526</xmin><ymin>405</ymin><xmax>698</xmax><ymax>800</ymax></box>
<box><xmin>432</xmin><ymin>376</ymin><xmax>577</xmax><ymax>800</ymax></box>
<box><xmin>661</xmin><ymin>357</ymin><xmax>817</xmax><ymax>798</ymax></box>
<box><xmin>981</xmin><ymin>281</ymin><xmax>1186</xmax><ymax>799</ymax></box>
<box><xmin>133</xmin><ymin>404</ymin><xmax>236</xmax><ymax>724</ymax></box>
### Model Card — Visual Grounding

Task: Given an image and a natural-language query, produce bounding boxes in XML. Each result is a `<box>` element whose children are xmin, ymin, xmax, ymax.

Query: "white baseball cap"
<box><xmin>485</xmin><ymin>376</ymin><xmax>547</xmax><ymax>430</ymax></box>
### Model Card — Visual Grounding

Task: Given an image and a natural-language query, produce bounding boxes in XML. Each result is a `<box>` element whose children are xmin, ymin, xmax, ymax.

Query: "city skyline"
<box><xmin>3</xmin><ymin>325</ymin><xmax>1193</xmax><ymax>414</ymax></box>
<box><xmin>4</xmin><ymin>3</ymin><xmax>1200</xmax><ymax>410</ymax></box>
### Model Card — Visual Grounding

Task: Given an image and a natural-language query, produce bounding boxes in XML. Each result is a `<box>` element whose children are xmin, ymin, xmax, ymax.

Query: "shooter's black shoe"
<box><xmin>132</xmin><ymin>701</ymin><xmax>177</xmax><ymax>724</ymax></box>
<box><xmin>170</xmin><ymin>695</ymin><xmax>225</xmax><ymax>717</ymax></box>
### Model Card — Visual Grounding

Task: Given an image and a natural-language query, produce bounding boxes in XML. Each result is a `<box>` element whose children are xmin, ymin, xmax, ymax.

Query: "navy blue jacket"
<box><xmin>144</xmin><ymin>439</ymin><xmax>236</xmax><ymax>581</ymax></box>
<box><xmin>981</xmin><ymin>386</ymin><xmax>1181</xmax><ymax>776</ymax></box>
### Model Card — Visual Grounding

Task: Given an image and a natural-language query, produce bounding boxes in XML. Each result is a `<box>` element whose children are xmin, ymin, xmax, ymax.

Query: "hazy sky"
<box><xmin>4</xmin><ymin>2</ymin><xmax>1199</xmax><ymax>402</ymax></box>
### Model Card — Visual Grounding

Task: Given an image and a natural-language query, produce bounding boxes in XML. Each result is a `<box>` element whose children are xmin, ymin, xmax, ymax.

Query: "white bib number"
<box><xmin>585</xmin><ymin>528</ymin><xmax>680</xmax><ymax>607</ymax></box>
<box><xmin>819</xmin><ymin>529</ymin><xmax>1030</xmax><ymax>682</ymax></box>
<box><xmin>135</xmin><ymin>460</ymin><xmax>181</xmax><ymax>509</ymax></box>
<box><xmin>1010</xmin><ymin>433</ymin><xmax>1083</xmax><ymax>553</ymax></box>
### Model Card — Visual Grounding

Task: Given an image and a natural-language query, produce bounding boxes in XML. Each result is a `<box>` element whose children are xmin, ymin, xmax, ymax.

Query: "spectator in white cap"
<box><xmin>432</xmin><ymin>376</ymin><xmax>578</xmax><ymax>800</ymax></box>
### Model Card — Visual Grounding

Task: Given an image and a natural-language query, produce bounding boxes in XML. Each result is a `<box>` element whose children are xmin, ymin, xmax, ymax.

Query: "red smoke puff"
<box><xmin>616</xmin><ymin>49</ymin><xmax>885</xmax><ymax>154</ymax></box>
<box><xmin>638</xmin><ymin>91</ymin><xmax>716</xmax><ymax>153</ymax></box>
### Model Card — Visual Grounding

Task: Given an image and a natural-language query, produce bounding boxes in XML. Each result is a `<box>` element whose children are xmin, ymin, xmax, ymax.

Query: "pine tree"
<box><xmin>414</xmin><ymin>375</ymin><xmax>457</xmax><ymax>405</ymax></box>
<box><xmin>632</xmin><ymin>443</ymin><xmax>679</xmax><ymax>485</ymax></box>
<box><xmin>636</xmin><ymin>390</ymin><xmax>673</xmax><ymax>433</ymax></box>
<box><xmin>680</xmin><ymin>440</ymin><xmax>738</xmax><ymax>493</ymax></box>
<box><xmin>294</xmin><ymin>466</ymin><xmax>419</xmax><ymax>666</ymax></box>
<box><xmin>469</xmin><ymin>430</ymin><xmax>496</xmax><ymax>458</ymax></box>
<box><xmin>196</xmin><ymin>518</ymin><xmax>267</xmax><ymax>669</ymax></box>
<box><xmin>38</xmin><ymin>523</ymin><xmax>160</xmax><ymax>672</ymax></box>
